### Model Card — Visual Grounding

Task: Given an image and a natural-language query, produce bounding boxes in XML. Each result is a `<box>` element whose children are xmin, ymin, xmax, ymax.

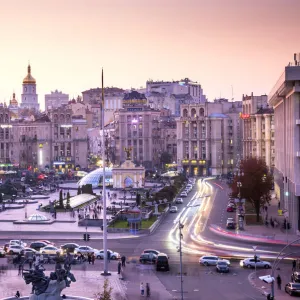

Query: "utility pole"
<box><xmin>101</xmin><ymin>68</ymin><xmax>109</xmax><ymax>276</ymax></box>
<box><xmin>179</xmin><ymin>221</ymin><xmax>184</xmax><ymax>300</ymax></box>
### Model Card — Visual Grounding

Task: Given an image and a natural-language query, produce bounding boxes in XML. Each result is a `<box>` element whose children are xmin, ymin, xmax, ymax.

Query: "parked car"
<box><xmin>143</xmin><ymin>249</ymin><xmax>160</xmax><ymax>256</ymax></box>
<box><xmin>156</xmin><ymin>253</ymin><xmax>169</xmax><ymax>271</ymax></box>
<box><xmin>240</xmin><ymin>258</ymin><xmax>271</xmax><ymax>269</ymax></box>
<box><xmin>226</xmin><ymin>218</ymin><xmax>236</xmax><ymax>229</ymax></box>
<box><xmin>216</xmin><ymin>260</ymin><xmax>230</xmax><ymax>273</ymax></box>
<box><xmin>0</xmin><ymin>247</ymin><xmax>6</xmax><ymax>257</ymax></box>
<box><xmin>291</xmin><ymin>271</ymin><xmax>300</xmax><ymax>283</ymax></box>
<box><xmin>22</xmin><ymin>247</ymin><xmax>37</xmax><ymax>256</ymax></box>
<box><xmin>285</xmin><ymin>282</ymin><xmax>300</xmax><ymax>296</ymax></box>
<box><xmin>40</xmin><ymin>246</ymin><xmax>60</xmax><ymax>255</ymax></box>
<box><xmin>180</xmin><ymin>192</ymin><xmax>188</xmax><ymax>197</ymax></box>
<box><xmin>226</xmin><ymin>206</ymin><xmax>235</xmax><ymax>212</ymax></box>
<box><xmin>74</xmin><ymin>246</ymin><xmax>97</xmax><ymax>255</ymax></box>
<box><xmin>29</xmin><ymin>241</ymin><xmax>48</xmax><ymax>251</ymax></box>
<box><xmin>199</xmin><ymin>256</ymin><xmax>230</xmax><ymax>266</ymax></box>
<box><xmin>7</xmin><ymin>245</ymin><xmax>24</xmax><ymax>255</ymax></box>
<box><xmin>175</xmin><ymin>198</ymin><xmax>183</xmax><ymax>204</ymax></box>
<box><xmin>94</xmin><ymin>249</ymin><xmax>120</xmax><ymax>260</ymax></box>
<box><xmin>170</xmin><ymin>206</ymin><xmax>178</xmax><ymax>213</ymax></box>
<box><xmin>39</xmin><ymin>240</ymin><xmax>55</xmax><ymax>246</ymax></box>
<box><xmin>60</xmin><ymin>243</ymin><xmax>79</xmax><ymax>254</ymax></box>
<box><xmin>139</xmin><ymin>253</ymin><xmax>157</xmax><ymax>264</ymax></box>
<box><xmin>10</xmin><ymin>240</ymin><xmax>27</xmax><ymax>248</ymax></box>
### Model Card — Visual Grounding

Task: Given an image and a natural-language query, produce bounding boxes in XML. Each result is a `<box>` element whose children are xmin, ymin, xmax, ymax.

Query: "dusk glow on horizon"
<box><xmin>1</xmin><ymin>0</ymin><xmax>300</xmax><ymax>108</ymax></box>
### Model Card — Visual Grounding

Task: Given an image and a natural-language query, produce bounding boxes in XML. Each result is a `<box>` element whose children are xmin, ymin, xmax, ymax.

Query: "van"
<box><xmin>156</xmin><ymin>253</ymin><xmax>169</xmax><ymax>271</ymax></box>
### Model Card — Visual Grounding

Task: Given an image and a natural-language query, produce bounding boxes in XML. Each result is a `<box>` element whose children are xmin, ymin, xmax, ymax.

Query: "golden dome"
<box><xmin>10</xmin><ymin>92</ymin><xmax>18</xmax><ymax>106</ymax></box>
<box><xmin>23</xmin><ymin>64</ymin><xmax>36</xmax><ymax>84</ymax></box>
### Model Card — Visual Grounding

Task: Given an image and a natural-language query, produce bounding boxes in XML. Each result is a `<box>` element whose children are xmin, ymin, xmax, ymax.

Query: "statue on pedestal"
<box><xmin>124</xmin><ymin>147</ymin><xmax>133</xmax><ymax>160</ymax></box>
<box><xmin>22</xmin><ymin>255</ymin><xmax>76</xmax><ymax>300</ymax></box>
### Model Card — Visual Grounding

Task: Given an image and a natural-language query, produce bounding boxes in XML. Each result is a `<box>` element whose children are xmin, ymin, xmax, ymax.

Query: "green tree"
<box><xmin>136</xmin><ymin>193</ymin><xmax>141</xmax><ymax>206</ymax></box>
<box><xmin>160</xmin><ymin>151</ymin><xmax>172</xmax><ymax>165</ymax></box>
<box><xmin>66</xmin><ymin>191</ymin><xmax>71</xmax><ymax>209</ymax></box>
<box><xmin>229</xmin><ymin>157</ymin><xmax>273</xmax><ymax>222</ymax></box>
<box><xmin>59</xmin><ymin>190</ymin><xmax>64</xmax><ymax>208</ymax></box>
<box><xmin>94</xmin><ymin>279</ymin><xmax>113</xmax><ymax>300</ymax></box>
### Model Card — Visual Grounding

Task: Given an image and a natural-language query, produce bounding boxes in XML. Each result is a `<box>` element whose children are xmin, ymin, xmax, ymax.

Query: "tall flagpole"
<box><xmin>101</xmin><ymin>68</ymin><xmax>109</xmax><ymax>275</ymax></box>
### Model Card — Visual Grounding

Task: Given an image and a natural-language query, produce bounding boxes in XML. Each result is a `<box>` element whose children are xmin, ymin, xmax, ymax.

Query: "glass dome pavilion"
<box><xmin>77</xmin><ymin>167</ymin><xmax>113</xmax><ymax>188</ymax></box>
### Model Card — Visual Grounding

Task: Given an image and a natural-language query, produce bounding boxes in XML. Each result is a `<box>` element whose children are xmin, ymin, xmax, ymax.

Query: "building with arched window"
<box><xmin>176</xmin><ymin>100</ymin><xmax>242</xmax><ymax>176</ymax></box>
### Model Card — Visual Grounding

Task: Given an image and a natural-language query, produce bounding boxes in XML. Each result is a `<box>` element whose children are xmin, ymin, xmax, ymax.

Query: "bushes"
<box><xmin>81</xmin><ymin>184</ymin><xmax>94</xmax><ymax>195</ymax></box>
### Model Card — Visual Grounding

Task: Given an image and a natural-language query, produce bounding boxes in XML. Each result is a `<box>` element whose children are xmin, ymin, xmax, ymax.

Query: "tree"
<box><xmin>77</xmin><ymin>186</ymin><xmax>81</xmax><ymax>195</ymax></box>
<box><xmin>59</xmin><ymin>190</ymin><xmax>64</xmax><ymax>208</ymax></box>
<box><xmin>229</xmin><ymin>157</ymin><xmax>273</xmax><ymax>222</ymax></box>
<box><xmin>94</xmin><ymin>279</ymin><xmax>113</xmax><ymax>300</ymax></box>
<box><xmin>66</xmin><ymin>191</ymin><xmax>71</xmax><ymax>209</ymax></box>
<box><xmin>160</xmin><ymin>151</ymin><xmax>172</xmax><ymax>166</ymax></box>
<box><xmin>136</xmin><ymin>193</ymin><xmax>141</xmax><ymax>206</ymax></box>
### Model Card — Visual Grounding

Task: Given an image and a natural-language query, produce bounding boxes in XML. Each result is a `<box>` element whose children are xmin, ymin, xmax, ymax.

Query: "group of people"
<box><xmin>140</xmin><ymin>282</ymin><xmax>151</xmax><ymax>297</ymax></box>
<box><xmin>77</xmin><ymin>201</ymin><xmax>103</xmax><ymax>220</ymax></box>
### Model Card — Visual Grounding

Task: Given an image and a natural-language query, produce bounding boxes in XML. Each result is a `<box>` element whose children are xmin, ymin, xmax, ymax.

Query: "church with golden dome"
<box><xmin>20</xmin><ymin>64</ymin><xmax>39</xmax><ymax>110</ymax></box>
<box><xmin>8</xmin><ymin>92</ymin><xmax>19</xmax><ymax>118</ymax></box>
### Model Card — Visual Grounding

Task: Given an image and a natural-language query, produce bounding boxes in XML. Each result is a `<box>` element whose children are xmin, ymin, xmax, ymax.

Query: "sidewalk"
<box><xmin>248</xmin><ymin>262</ymin><xmax>295</xmax><ymax>300</ymax></box>
<box><xmin>211</xmin><ymin>179</ymin><xmax>300</xmax><ymax>245</ymax></box>
<box><xmin>123</xmin><ymin>263</ymin><xmax>175</xmax><ymax>300</ymax></box>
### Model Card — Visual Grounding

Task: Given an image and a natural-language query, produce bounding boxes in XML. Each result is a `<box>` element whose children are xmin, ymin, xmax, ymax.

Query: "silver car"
<box><xmin>199</xmin><ymin>255</ymin><xmax>230</xmax><ymax>266</ymax></box>
<box><xmin>240</xmin><ymin>258</ymin><xmax>271</xmax><ymax>269</ymax></box>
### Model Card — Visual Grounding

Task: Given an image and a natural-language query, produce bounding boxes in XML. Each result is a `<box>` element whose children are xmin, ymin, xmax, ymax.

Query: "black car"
<box><xmin>291</xmin><ymin>271</ymin><xmax>300</xmax><ymax>283</ymax></box>
<box><xmin>139</xmin><ymin>253</ymin><xmax>157</xmax><ymax>264</ymax></box>
<box><xmin>156</xmin><ymin>253</ymin><xmax>169</xmax><ymax>271</ymax></box>
<box><xmin>29</xmin><ymin>241</ymin><xmax>48</xmax><ymax>251</ymax></box>
<box><xmin>216</xmin><ymin>261</ymin><xmax>230</xmax><ymax>273</ymax></box>
<box><xmin>60</xmin><ymin>243</ymin><xmax>79</xmax><ymax>254</ymax></box>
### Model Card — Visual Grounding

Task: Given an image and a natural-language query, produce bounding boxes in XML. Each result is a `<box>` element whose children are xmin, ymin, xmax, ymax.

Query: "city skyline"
<box><xmin>1</xmin><ymin>0</ymin><xmax>300</xmax><ymax>109</ymax></box>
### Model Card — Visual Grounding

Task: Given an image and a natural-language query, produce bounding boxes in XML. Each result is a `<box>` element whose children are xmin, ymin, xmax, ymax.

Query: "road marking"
<box><xmin>194</xmin><ymin>289</ymin><xmax>199</xmax><ymax>292</ymax></box>
<box><xmin>172</xmin><ymin>290</ymin><xmax>177</xmax><ymax>292</ymax></box>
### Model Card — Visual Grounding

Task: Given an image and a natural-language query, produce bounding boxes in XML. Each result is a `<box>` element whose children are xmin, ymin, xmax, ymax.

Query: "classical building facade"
<box><xmin>45</xmin><ymin>90</ymin><xmax>69</xmax><ymax>111</ymax></box>
<box><xmin>146</xmin><ymin>78</ymin><xmax>207</xmax><ymax>116</ymax></box>
<box><xmin>242</xmin><ymin>93</ymin><xmax>275</xmax><ymax>169</ymax></box>
<box><xmin>20</xmin><ymin>65</ymin><xmax>39</xmax><ymax>110</ymax></box>
<box><xmin>0</xmin><ymin>107</ymin><xmax>13</xmax><ymax>166</ymax></box>
<box><xmin>268</xmin><ymin>54</ymin><xmax>300</xmax><ymax>233</ymax></box>
<box><xmin>113</xmin><ymin>91</ymin><xmax>161</xmax><ymax>169</ymax></box>
<box><xmin>176</xmin><ymin>100</ymin><xmax>242</xmax><ymax>176</ymax></box>
<box><xmin>10</xmin><ymin>108</ymin><xmax>88</xmax><ymax>171</ymax></box>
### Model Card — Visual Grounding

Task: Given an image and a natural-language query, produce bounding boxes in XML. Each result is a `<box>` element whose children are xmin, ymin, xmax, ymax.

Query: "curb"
<box><xmin>248</xmin><ymin>271</ymin><xmax>269</xmax><ymax>296</ymax></box>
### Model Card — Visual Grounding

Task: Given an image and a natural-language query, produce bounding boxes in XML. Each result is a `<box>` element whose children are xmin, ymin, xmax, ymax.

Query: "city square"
<box><xmin>1</xmin><ymin>1</ymin><xmax>300</xmax><ymax>299</ymax></box>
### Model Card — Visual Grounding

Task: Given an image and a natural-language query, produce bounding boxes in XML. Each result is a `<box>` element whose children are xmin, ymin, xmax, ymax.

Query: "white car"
<box><xmin>175</xmin><ymin>198</ymin><xmax>183</xmax><ymax>204</ymax></box>
<box><xmin>240</xmin><ymin>258</ymin><xmax>271</xmax><ymax>269</ymax></box>
<box><xmin>199</xmin><ymin>255</ymin><xmax>230</xmax><ymax>266</ymax></box>
<box><xmin>170</xmin><ymin>206</ymin><xmax>178</xmax><ymax>213</ymax></box>
<box><xmin>22</xmin><ymin>247</ymin><xmax>37</xmax><ymax>256</ymax></box>
<box><xmin>74</xmin><ymin>246</ymin><xmax>97</xmax><ymax>255</ymax></box>
<box><xmin>180</xmin><ymin>192</ymin><xmax>188</xmax><ymax>197</ymax></box>
<box><xmin>7</xmin><ymin>245</ymin><xmax>24</xmax><ymax>255</ymax></box>
<box><xmin>94</xmin><ymin>249</ymin><xmax>121</xmax><ymax>260</ymax></box>
<box><xmin>10</xmin><ymin>240</ymin><xmax>27</xmax><ymax>248</ymax></box>
<box><xmin>40</xmin><ymin>246</ymin><xmax>60</xmax><ymax>255</ymax></box>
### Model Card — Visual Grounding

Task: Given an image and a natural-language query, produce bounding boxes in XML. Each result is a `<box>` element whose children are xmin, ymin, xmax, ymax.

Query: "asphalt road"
<box><xmin>0</xmin><ymin>179</ymin><xmax>291</xmax><ymax>299</ymax></box>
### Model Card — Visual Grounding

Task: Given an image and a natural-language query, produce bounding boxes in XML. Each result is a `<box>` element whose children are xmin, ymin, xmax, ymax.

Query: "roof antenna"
<box><xmin>231</xmin><ymin>85</ymin><xmax>234</xmax><ymax>101</ymax></box>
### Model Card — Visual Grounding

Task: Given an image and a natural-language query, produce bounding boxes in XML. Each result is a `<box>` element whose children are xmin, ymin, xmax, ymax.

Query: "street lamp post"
<box><xmin>177</xmin><ymin>204</ymin><xmax>200</xmax><ymax>300</ymax></box>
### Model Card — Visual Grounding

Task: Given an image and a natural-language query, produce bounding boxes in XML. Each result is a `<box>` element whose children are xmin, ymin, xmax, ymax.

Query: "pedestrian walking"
<box><xmin>88</xmin><ymin>254</ymin><xmax>92</xmax><ymax>265</ymax></box>
<box><xmin>91</xmin><ymin>253</ymin><xmax>95</xmax><ymax>265</ymax></box>
<box><xmin>15</xmin><ymin>291</ymin><xmax>20</xmax><ymax>298</ymax></box>
<box><xmin>107</xmin><ymin>250</ymin><xmax>111</xmax><ymax>263</ymax></box>
<box><xmin>146</xmin><ymin>283</ymin><xmax>151</xmax><ymax>297</ymax></box>
<box><xmin>121</xmin><ymin>255</ymin><xmax>126</xmax><ymax>267</ymax></box>
<box><xmin>293</xmin><ymin>260</ymin><xmax>297</xmax><ymax>271</ymax></box>
<box><xmin>18</xmin><ymin>263</ymin><xmax>23</xmax><ymax>275</ymax></box>
<box><xmin>140</xmin><ymin>282</ymin><xmax>144</xmax><ymax>296</ymax></box>
<box><xmin>117</xmin><ymin>261</ymin><xmax>122</xmax><ymax>274</ymax></box>
<box><xmin>277</xmin><ymin>274</ymin><xmax>282</xmax><ymax>290</ymax></box>
<box><xmin>29</xmin><ymin>259</ymin><xmax>33</xmax><ymax>269</ymax></box>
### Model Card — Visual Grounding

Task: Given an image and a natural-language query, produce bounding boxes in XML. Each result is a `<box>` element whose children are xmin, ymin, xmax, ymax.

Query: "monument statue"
<box><xmin>22</xmin><ymin>254</ymin><xmax>76</xmax><ymax>300</ymax></box>
<box><xmin>124</xmin><ymin>146</ymin><xmax>133</xmax><ymax>160</ymax></box>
